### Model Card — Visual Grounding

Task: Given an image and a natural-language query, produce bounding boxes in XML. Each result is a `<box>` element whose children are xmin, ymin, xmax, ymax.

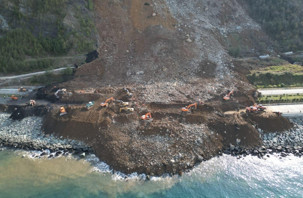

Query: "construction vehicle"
<box><xmin>181</xmin><ymin>103</ymin><xmax>197</xmax><ymax>114</ymax></box>
<box><xmin>29</xmin><ymin>100</ymin><xmax>36</xmax><ymax>106</ymax></box>
<box><xmin>256</xmin><ymin>104</ymin><xmax>266</xmax><ymax>111</ymax></box>
<box><xmin>55</xmin><ymin>88</ymin><xmax>67</xmax><ymax>99</ymax></box>
<box><xmin>223</xmin><ymin>90</ymin><xmax>234</xmax><ymax>101</ymax></box>
<box><xmin>115</xmin><ymin>100</ymin><xmax>129</xmax><ymax>107</ymax></box>
<box><xmin>246</xmin><ymin>104</ymin><xmax>266</xmax><ymax>113</ymax></box>
<box><xmin>245</xmin><ymin>106</ymin><xmax>258</xmax><ymax>113</ymax></box>
<box><xmin>11</xmin><ymin>95</ymin><xmax>18</xmax><ymax>101</ymax></box>
<box><xmin>141</xmin><ymin>112</ymin><xmax>152</xmax><ymax>121</ymax></box>
<box><xmin>120</xmin><ymin>107</ymin><xmax>134</xmax><ymax>113</ymax></box>
<box><xmin>100</xmin><ymin>97</ymin><xmax>115</xmax><ymax>107</ymax></box>
<box><xmin>123</xmin><ymin>88</ymin><xmax>133</xmax><ymax>98</ymax></box>
<box><xmin>18</xmin><ymin>87</ymin><xmax>27</xmax><ymax>92</ymax></box>
<box><xmin>86</xmin><ymin>101</ymin><xmax>95</xmax><ymax>109</ymax></box>
<box><xmin>59</xmin><ymin>106</ymin><xmax>67</xmax><ymax>116</ymax></box>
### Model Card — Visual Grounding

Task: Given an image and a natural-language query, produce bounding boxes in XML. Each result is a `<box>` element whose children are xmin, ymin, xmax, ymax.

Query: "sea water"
<box><xmin>0</xmin><ymin>149</ymin><xmax>303</xmax><ymax>198</ymax></box>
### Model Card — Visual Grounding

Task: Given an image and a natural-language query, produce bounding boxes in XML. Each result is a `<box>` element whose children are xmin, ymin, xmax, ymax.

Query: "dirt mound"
<box><xmin>43</xmin><ymin>101</ymin><xmax>223</xmax><ymax>175</ymax></box>
<box><xmin>208</xmin><ymin>113</ymin><xmax>262</xmax><ymax>148</ymax></box>
<box><xmin>245</xmin><ymin>112</ymin><xmax>294</xmax><ymax>133</ymax></box>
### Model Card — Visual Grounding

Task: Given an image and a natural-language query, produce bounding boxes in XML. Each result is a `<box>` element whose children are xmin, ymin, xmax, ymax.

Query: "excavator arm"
<box><xmin>181</xmin><ymin>103</ymin><xmax>197</xmax><ymax>112</ymax></box>
<box><xmin>100</xmin><ymin>97</ymin><xmax>115</xmax><ymax>107</ymax></box>
<box><xmin>187</xmin><ymin>103</ymin><xmax>197</xmax><ymax>109</ymax></box>
<box><xmin>141</xmin><ymin>112</ymin><xmax>152</xmax><ymax>120</ymax></box>
<box><xmin>223</xmin><ymin>90</ymin><xmax>234</xmax><ymax>101</ymax></box>
<box><xmin>105</xmin><ymin>97</ymin><xmax>115</xmax><ymax>104</ymax></box>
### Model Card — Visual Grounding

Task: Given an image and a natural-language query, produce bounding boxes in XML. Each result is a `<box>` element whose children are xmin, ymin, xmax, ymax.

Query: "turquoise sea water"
<box><xmin>0</xmin><ymin>149</ymin><xmax>303</xmax><ymax>198</ymax></box>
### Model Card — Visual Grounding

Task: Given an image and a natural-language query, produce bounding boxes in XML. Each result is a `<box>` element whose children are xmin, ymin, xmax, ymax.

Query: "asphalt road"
<box><xmin>259</xmin><ymin>88</ymin><xmax>303</xmax><ymax>96</ymax></box>
<box><xmin>265</xmin><ymin>104</ymin><xmax>303</xmax><ymax>116</ymax></box>
<box><xmin>0</xmin><ymin>67</ymin><xmax>73</xmax><ymax>81</ymax></box>
<box><xmin>0</xmin><ymin>86</ymin><xmax>42</xmax><ymax>96</ymax></box>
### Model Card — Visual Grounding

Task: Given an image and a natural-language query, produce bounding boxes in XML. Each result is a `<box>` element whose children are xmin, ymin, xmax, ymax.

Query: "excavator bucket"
<box><xmin>223</xmin><ymin>95</ymin><xmax>230</xmax><ymax>100</ymax></box>
<box><xmin>11</xmin><ymin>95</ymin><xmax>18</xmax><ymax>100</ymax></box>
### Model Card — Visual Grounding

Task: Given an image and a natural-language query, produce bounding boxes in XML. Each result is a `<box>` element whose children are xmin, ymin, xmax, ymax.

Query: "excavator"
<box><xmin>245</xmin><ymin>105</ymin><xmax>258</xmax><ymax>113</ymax></box>
<box><xmin>256</xmin><ymin>104</ymin><xmax>266</xmax><ymax>111</ymax></box>
<box><xmin>181</xmin><ymin>103</ymin><xmax>197</xmax><ymax>114</ymax></box>
<box><xmin>141</xmin><ymin>112</ymin><xmax>152</xmax><ymax>121</ymax></box>
<box><xmin>100</xmin><ymin>97</ymin><xmax>115</xmax><ymax>107</ymax></box>
<box><xmin>11</xmin><ymin>95</ymin><xmax>18</xmax><ymax>101</ymax></box>
<box><xmin>86</xmin><ymin>101</ymin><xmax>95</xmax><ymax>110</ymax></box>
<box><xmin>120</xmin><ymin>107</ymin><xmax>134</xmax><ymax>113</ymax></box>
<box><xmin>18</xmin><ymin>87</ymin><xmax>27</xmax><ymax>92</ymax></box>
<box><xmin>223</xmin><ymin>90</ymin><xmax>234</xmax><ymax>101</ymax></box>
<box><xmin>29</xmin><ymin>100</ymin><xmax>36</xmax><ymax>106</ymax></box>
<box><xmin>246</xmin><ymin>103</ymin><xmax>266</xmax><ymax>113</ymax></box>
<box><xmin>59</xmin><ymin>106</ymin><xmax>67</xmax><ymax>116</ymax></box>
<box><xmin>115</xmin><ymin>100</ymin><xmax>129</xmax><ymax>107</ymax></box>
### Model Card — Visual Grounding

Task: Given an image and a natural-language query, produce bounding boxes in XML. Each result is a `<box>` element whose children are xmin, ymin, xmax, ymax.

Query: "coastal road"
<box><xmin>265</xmin><ymin>104</ymin><xmax>303</xmax><ymax>116</ymax></box>
<box><xmin>0</xmin><ymin>66</ymin><xmax>74</xmax><ymax>81</ymax></box>
<box><xmin>0</xmin><ymin>86</ymin><xmax>42</xmax><ymax>96</ymax></box>
<box><xmin>225</xmin><ymin>104</ymin><xmax>303</xmax><ymax>117</ymax></box>
<box><xmin>259</xmin><ymin>88</ymin><xmax>303</xmax><ymax>96</ymax></box>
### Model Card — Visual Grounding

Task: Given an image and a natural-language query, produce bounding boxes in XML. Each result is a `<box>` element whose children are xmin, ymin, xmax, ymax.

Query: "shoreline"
<box><xmin>0</xmin><ymin>113</ymin><xmax>92</xmax><ymax>157</ymax></box>
<box><xmin>0</xmin><ymin>109</ymin><xmax>302</xmax><ymax>177</ymax></box>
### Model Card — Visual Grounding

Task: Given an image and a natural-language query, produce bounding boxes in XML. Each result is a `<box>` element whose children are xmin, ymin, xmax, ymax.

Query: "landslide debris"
<box><xmin>39</xmin><ymin>0</ymin><xmax>295</xmax><ymax>176</ymax></box>
<box><xmin>41</xmin><ymin>87</ymin><xmax>292</xmax><ymax>176</ymax></box>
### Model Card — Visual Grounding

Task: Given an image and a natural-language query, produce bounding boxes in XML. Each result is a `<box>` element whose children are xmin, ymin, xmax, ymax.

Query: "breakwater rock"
<box><xmin>9</xmin><ymin>105</ymin><xmax>49</xmax><ymax>120</ymax></box>
<box><xmin>0</xmin><ymin>114</ymin><xmax>92</xmax><ymax>155</ymax></box>
<box><xmin>222</xmin><ymin>117</ymin><xmax>303</xmax><ymax>158</ymax></box>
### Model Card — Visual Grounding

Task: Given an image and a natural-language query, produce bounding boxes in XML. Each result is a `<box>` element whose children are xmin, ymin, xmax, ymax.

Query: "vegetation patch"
<box><xmin>241</xmin><ymin>0</ymin><xmax>303</xmax><ymax>51</ymax></box>
<box><xmin>0</xmin><ymin>0</ymin><xmax>96</xmax><ymax>74</ymax></box>
<box><xmin>257</xmin><ymin>94</ymin><xmax>303</xmax><ymax>104</ymax></box>
<box><xmin>247</xmin><ymin>64</ymin><xmax>303</xmax><ymax>88</ymax></box>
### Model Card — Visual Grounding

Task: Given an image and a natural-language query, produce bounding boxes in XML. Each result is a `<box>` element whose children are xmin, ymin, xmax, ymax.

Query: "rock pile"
<box><xmin>223</xmin><ymin>117</ymin><xmax>303</xmax><ymax>158</ymax></box>
<box><xmin>0</xmin><ymin>113</ymin><xmax>92</xmax><ymax>155</ymax></box>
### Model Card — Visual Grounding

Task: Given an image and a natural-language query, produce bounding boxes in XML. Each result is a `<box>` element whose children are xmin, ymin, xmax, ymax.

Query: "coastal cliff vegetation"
<box><xmin>0</xmin><ymin>0</ymin><xmax>96</xmax><ymax>74</ymax></box>
<box><xmin>241</xmin><ymin>0</ymin><xmax>303</xmax><ymax>51</ymax></box>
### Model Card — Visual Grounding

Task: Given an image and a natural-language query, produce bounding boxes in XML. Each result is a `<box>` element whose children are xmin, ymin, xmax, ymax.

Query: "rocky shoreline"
<box><xmin>0</xmin><ymin>113</ymin><xmax>92</xmax><ymax>157</ymax></box>
<box><xmin>0</xmin><ymin>104</ymin><xmax>302</xmax><ymax>176</ymax></box>
<box><xmin>223</xmin><ymin>117</ymin><xmax>303</xmax><ymax>158</ymax></box>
